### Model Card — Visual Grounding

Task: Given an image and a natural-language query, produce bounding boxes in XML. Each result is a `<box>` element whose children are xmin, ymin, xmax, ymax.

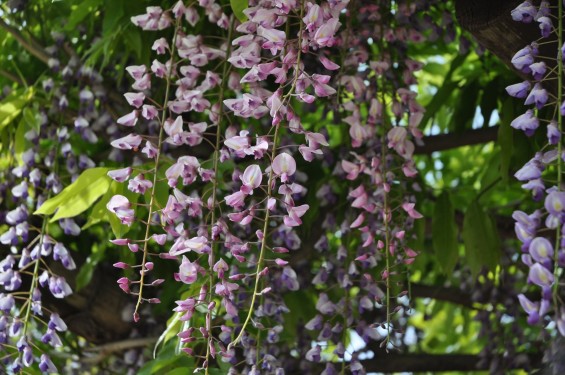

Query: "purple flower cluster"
<box><xmin>508</xmin><ymin>1</ymin><xmax>565</xmax><ymax>335</ymax></box>
<box><xmin>0</xmin><ymin>24</ymin><xmax>119</xmax><ymax>372</ymax></box>
<box><xmin>273</xmin><ymin>1</ymin><xmax>431</xmax><ymax>372</ymax></box>
<box><xmin>106</xmin><ymin>0</ymin><xmax>347</xmax><ymax>371</ymax></box>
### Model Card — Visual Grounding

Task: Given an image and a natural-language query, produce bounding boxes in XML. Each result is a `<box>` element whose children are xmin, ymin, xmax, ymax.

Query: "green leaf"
<box><xmin>35</xmin><ymin>167</ymin><xmax>111</xmax><ymax>221</ymax></box>
<box><xmin>0</xmin><ymin>88</ymin><xmax>34</xmax><ymax>131</ymax></box>
<box><xmin>14</xmin><ymin>108</ymin><xmax>39</xmax><ymax>165</ymax></box>
<box><xmin>75</xmin><ymin>243</ymin><xmax>106</xmax><ymax>291</ymax></box>
<box><xmin>498</xmin><ymin>98</ymin><xmax>515</xmax><ymax>184</ymax></box>
<box><xmin>462</xmin><ymin>200</ymin><xmax>501</xmax><ymax>276</ymax></box>
<box><xmin>419</xmin><ymin>54</ymin><xmax>467</xmax><ymax>128</ymax></box>
<box><xmin>65</xmin><ymin>0</ymin><xmax>103</xmax><ymax>31</ymax></box>
<box><xmin>230</xmin><ymin>0</ymin><xmax>247</xmax><ymax>22</ymax></box>
<box><xmin>102</xmin><ymin>0</ymin><xmax>124</xmax><ymax>35</ymax></box>
<box><xmin>83</xmin><ymin>178</ymin><xmax>138</xmax><ymax>238</ymax></box>
<box><xmin>326</xmin><ymin>124</ymin><xmax>344</xmax><ymax>148</ymax></box>
<box><xmin>124</xmin><ymin>27</ymin><xmax>143</xmax><ymax>59</ymax></box>
<box><xmin>432</xmin><ymin>191</ymin><xmax>459</xmax><ymax>275</ymax></box>
<box><xmin>138</xmin><ymin>340</ymin><xmax>195</xmax><ymax>375</ymax></box>
<box><xmin>23</xmin><ymin>107</ymin><xmax>40</xmax><ymax>132</ymax></box>
<box><xmin>144</xmin><ymin>174</ymin><xmax>169</xmax><ymax>212</ymax></box>
<box><xmin>452</xmin><ymin>78</ymin><xmax>479</xmax><ymax>133</ymax></box>
<box><xmin>153</xmin><ymin>312</ymin><xmax>182</xmax><ymax>359</ymax></box>
<box><xmin>479</xmin><ymin>150</ymin><xmax>501</xmax><ymax>197</ymax></box>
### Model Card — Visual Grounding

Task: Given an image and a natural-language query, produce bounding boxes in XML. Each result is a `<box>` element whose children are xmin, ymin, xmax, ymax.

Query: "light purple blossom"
<box><xmin>240</xmin><ymin>165</ymin><xmax>263</xmax><ymax>195</ymax></box>
<box><xmin>538</xmin><ymin>16</ymin><xmax>552</xmax><ymax>38</ymax></box>
<box><xmin>128</xmin><ymin>174</ymin><xmax>153</xmax><ymax>194</ymax></box>
<box><xmin>48</xmin><ymin>276</ymin><xmax>73</xmax><ymax>298</ymax></box>
<box><xmin>511</xmin><ymin>1</ymin><xmax>536</xmax><ymax>23</ymax></box>
<box><xmin>515</xmin><ymin>158</ymin><xmax>543</xmax><ymax>181</ymax></box>
<box><xmin>108</xmin><ymin>167</ymin><xmax>133</xmax><ymax>182</ymax></box>
<box><xmin>305</xmin><ymin>345</ymin><xmax>322</xmax><ymax>362</ymax></box>
<box><xmin>505</xmin><ymin>81</ymin><xmax>530</xmax><ymax>98</ymax></box>
<box><xmin>528</xmin><ymin>237</ymin><xmax>553</xmax><ymax>263</ymax></box>
<box><xmin>314</xmin><ymin>18</ymin><xmax>341</xmax><ymax>47</ymax></box>
<box><xmin>257</xmin><ymin>26</ymin><xmax>286</xmax><ymax>55</ymax></box>
<box><xmin>106</xmin><ymin>195</ymin><xmax>135</xmax><ymax>225</ymax></box>
<box><xmin>548</xmin><ymin>121</ymin><xmax>561</xmax><ymax>145</ymax></box>
<box><xmin>528</xmin><ymin>263</ymin><xmax>554</xmax><ymax>288</ymax></box>
<box><xmin>111</xmin><ymin>134</ymin><xmax>143</xmax><ymax>150</ymax></box>
<box><xmin>272</xmin><ymin>153</ymin><xmax>296</xmax><ymax>182</ymax></box>
<box><xmin>39</xmin><ymin>354</ymin><xmax>57</xmax><ymax>372</ymax></box>
<box><xmin>177</xmin><ymin>256</ymin><xmax>198</xmax><ymax>284</ymax></box>
<box><xmin>544</xmin><ymin>191</ymin><xmax>565</xmax><ymax>217</ymax></box>
<box><xmin>117</xmin><ymin>110</ymin><xmax>139</xmax><ymax>126</ymax></box>
<box><xmin>524</xmin><ymin>83</ymin><xmax>548</xmax><ymax>109</ymax></box>
<box><xmin>48</xmin><ymin>313</ymin><xmax>68</xmax><ymax>332</ymax></box>
<box><xmin>529</xmin><ymin>61</ymin><xmax>546</xmax><ymax>81</ymax></box>
<box><xmin>53</xmin><ymin>242</ymin><xmax>76</xmax><ymax>270</ymax></box>
<box><xmin>124</xmin><ymin>92</ymin><xmax>145</xmax><ymax>108</ymax></box>
<box><xmin>510</xmin><ymin>109</ymin><xmax>539</xmax><ymax>136</ymax></box>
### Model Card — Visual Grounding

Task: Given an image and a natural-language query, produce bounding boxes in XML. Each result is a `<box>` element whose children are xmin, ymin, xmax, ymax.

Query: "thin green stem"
<box><xmin>229</xmin><ymin>0</ymin><xmax>305</xmax><ymax>349</ymax></box>
<box><xmin>134</xmin><ymin>19</ymin><xmax>181</xmax><ymax>319</ymax></box>
<box><xmin>204</xmin><ymin>16</ymin><xmax>235</xmax><ymax>374</ymax></box>
<box><xmin>553</xmin><ymin>0</ymin><xmax>563</xmax><ymax>307</ymax></box>
<box><xmin>20</xmin><ymin>138</ymin><xmax>60</xmax><ymax>361</ymax></box>
<box><xmin>229</xmin><ymin>122</ymin><xmax>282</xmax><ymax>350</ymax></box>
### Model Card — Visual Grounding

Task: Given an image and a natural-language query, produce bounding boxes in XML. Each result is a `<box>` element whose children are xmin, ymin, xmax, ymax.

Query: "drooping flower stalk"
<box><xmin>20</xmin><ymin>205</ymin><xmax>49</xmax><ymax>339</ymax></box>
<box><xmin>134</xmin><ymin>17</ymin><xmax>182</xmax><ymax>323</ymax></box>
<box><xmin>508</xmin><ymin>0</ymin><xmax>565</xmax><ymax>335</ymax></box>
<box><xmin>555</xmin><ymin>0</ymin><xmax>563</xmax><ymax>309</ymax></box>
<box><xmin>381</xmin><ymin>93</ymin><xmax>393</xmax><ymax>346</ymax></box>
<box><xmin>230</xmin><ymin>0</ymin><xmax>306</xmax><ymax>349</ymax></box>
<box><xmin>204</xmin><ymin>15</ymin><xmax>235</xmax><ymax>373</ymax></box>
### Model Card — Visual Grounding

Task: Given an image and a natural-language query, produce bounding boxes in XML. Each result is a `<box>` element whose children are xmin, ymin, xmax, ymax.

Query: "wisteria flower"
<box><xmin>177</xmin><ymin>256</ymin><xmax>198</xmax><ymax>284</ymax></box>
<box><xmin>272</xmin><ymin>153</ymin><xmax>296</xmax><ymax>182</ymax></box>
<box><xmin>240</xmin><ymin>165</ymin><xmax>263</xmax><ymax>195</ymax></box>
<box><xmin>107</xmin><ymin>195</ymin><xmax>135</xmax><ymax>226</ymax></box>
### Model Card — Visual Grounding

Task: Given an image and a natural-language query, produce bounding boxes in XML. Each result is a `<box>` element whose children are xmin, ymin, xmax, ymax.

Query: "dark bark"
<box><xmin>455</xmin><ymin>0</ymin><xmax>558</xmax><ymax>94</ymax></box>
<box><xmin>360</xmin><ymin>351</ymin><xmax>541</xmax><ymax>373</ymax></box>
<box><xmin>43</xmin><ymin>260</ymin><xmax>134</xmax><ymax>344</ymax></box>
<box><xmin>415</xmin><ymin>125</ymin><xmax>499</xmax><ymax>154</ymax></box>
<box><xmin>455</xmin><ymin>0</ymin><xmax>533</xmax><ymax>65</ymax></box>
<box><xmin>0</xmin><ymin>18</ymin><xmax>50</xmax><ymax>64</ymax></box>
<box><xmin>410</xmin><ymin>282</ymin><xmax>475</xmax><ymax>309</ymax></box>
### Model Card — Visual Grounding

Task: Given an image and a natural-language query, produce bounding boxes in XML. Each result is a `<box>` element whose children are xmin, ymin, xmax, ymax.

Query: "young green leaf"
<box><xmin>0</xmin><ymin>88</ymin><xmax>34</xmax><ymax>131</ymax></box>
<box><xmin>498</xmin><ymin>98</ymin><xmax>515</xmax><ymax>184</ymax></box>
<box><xmin>35</xmin><ymin>167</ymin><xmax>112</xmax><ymax>221</ymax></box>
<box><xmin>432</xmin><ymin>191</ymin><xmax>459</xmax><ymax>274</ymax></box>
<box><xmin>230</xmin><ymin>0</ymin><xmax>248</xmax><ymax>22</ymax></box>
<box><xmin>462</xmin><ymin>199</ymin><xmax>501</xmax><ymax>276</ymax></box>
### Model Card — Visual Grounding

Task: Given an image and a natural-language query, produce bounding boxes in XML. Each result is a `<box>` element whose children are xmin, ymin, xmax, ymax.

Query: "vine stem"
<box><xmin>229</xmin><ymin>0</ymin><xmax>305</xmax><ymax>349</ymax></box>
<box><xmin>134</xmin><ymin>18</ymin><xmax>181</xmax><ymax>319</ymax></box>
<box><xmin>204</xmin><ymin>16</ymin><xmax>235</xmax><ymax>374</ymax></box>
<box><xmin>380</xmin><ymin>90</ymin><xmax>392</xmax><ymax>349</ymax></box>
<box><xmin>20</xmin><ymin>138</ymin><xmax>60</xmax><ymax>363</ymax></box>
<box><xmin>553</xmin><ymin>0</ymin><xmax>563</xmax><ymax>308</ymax></box>
<box><xmin>228</xmin><ymin>118</ymin><xmax>282</xmax><ymax>350</ymax></box>
<box><xmin>21</xmin><ymin>217</ymin><xmax>47</xmax><ymax>338</ymax></box>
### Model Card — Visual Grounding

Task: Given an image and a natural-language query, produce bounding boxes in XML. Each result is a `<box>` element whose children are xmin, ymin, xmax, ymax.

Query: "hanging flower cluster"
<box><xmin>296</xmin><ymin>2</ymin><xmax>427</xmax><ymax>371</ymax></box>
<box><xmin>106</xmin><ymin>0</ymin><xmax>349</xmax><ymax>371</ymax></box>
<box><xmin>507</xmin><ymin>1</ymin><xmax>565</xmax><ymax>335</ymax></box>
<box><xmin>0</xmin><ymin>28</ymin><xmax>116</xmax><ymax>372</ymax></box>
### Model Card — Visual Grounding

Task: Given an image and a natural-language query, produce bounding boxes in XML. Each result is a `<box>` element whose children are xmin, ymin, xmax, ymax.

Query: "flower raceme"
<box><xmin>102</xmin><ymin>0</ymin><xmax>349</xmax><ymax>372</ymax></box>
<box><xmin>508</xmin><ymin>0</ymin><xmax>565</xmax><ymax>336</ymax></box>
<box><xmin>73</xmin><ymin>0</ymin><xmax>446</xmax><ymax>374</ymax></box>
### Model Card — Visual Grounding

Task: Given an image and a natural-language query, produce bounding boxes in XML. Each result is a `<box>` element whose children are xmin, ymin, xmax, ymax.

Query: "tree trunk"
<box><xmin>455</xmin><ymin>0</ymin><xmax>559</xmax><ymax>94</ymax></box>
